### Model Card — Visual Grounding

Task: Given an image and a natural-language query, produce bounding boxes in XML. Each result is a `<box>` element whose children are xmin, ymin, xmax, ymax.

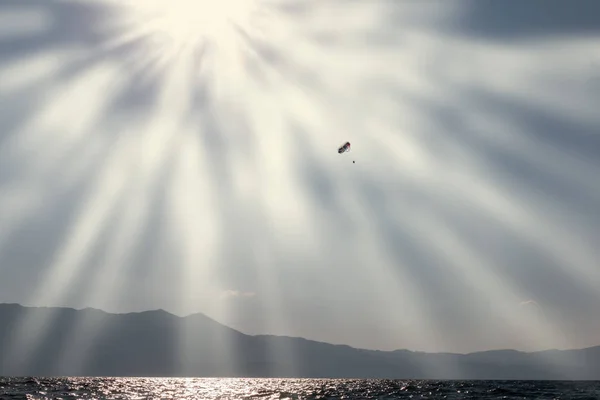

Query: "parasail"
<box><xmin>338</xmin><ymin>142</ymin><xmax>351</xmax><ymax>154</ymax></box>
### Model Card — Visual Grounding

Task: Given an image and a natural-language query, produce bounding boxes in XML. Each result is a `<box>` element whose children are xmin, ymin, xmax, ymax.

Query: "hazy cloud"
<box><xmin>0</xmin><ymin>0</ymin><xmax>599</xmax><ymax>354</ymax></box>
<box><xmin>221</xmin><ymin>290</ymin><xmax>257</xmax><ymax>300</ymax></box>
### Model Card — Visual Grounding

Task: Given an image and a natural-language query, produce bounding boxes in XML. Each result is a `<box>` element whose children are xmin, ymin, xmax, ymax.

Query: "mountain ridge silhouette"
<box><xmin>0</xmin><ymin>303</ymin><xmax>598</xmax><ymax>379</ymax></box>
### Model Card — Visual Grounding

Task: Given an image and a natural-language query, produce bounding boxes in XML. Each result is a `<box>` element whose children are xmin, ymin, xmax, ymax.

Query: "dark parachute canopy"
<box><xmin>338</xmin><ymin>142</ymin><xmax>354</xmax><ymax>163</ymax></box>
<box><xmin>338</xmin><ymin>141</ymin><xmax>351</xmax><ymax>154</ymax></box>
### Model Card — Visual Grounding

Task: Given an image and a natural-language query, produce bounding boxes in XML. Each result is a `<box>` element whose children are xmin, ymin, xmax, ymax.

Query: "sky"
<box><xmin>0</xmin><ymin>0</ymin><xmax>599</xmax><ymax>355</ymax></box>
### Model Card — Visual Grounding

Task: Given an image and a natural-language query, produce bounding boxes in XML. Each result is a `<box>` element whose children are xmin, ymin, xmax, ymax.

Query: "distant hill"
<box><xmin>0</xmin><ymin>303</ymin><xmax>598</xmax><ymax>379</ymax></box>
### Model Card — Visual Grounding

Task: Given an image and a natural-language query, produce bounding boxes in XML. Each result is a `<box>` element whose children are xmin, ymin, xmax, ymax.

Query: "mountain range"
<box><xmin>0</xmin><ymin>303</ymin><xmax>598</xmax><ymax>379</ymax></box>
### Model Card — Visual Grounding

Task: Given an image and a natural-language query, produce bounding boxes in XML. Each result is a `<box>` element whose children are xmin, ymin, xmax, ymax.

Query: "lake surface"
<box><xmin>1</xmin><ymin>377</ymin><xmax>599</xmax><ymax>399</ymax></box>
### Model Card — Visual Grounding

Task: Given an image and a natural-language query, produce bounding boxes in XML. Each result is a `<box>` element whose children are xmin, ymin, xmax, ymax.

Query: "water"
<box><xmin>1</xmin><ymin>378</ymin><xmax>599</xmax><ymax>399</ymax></box>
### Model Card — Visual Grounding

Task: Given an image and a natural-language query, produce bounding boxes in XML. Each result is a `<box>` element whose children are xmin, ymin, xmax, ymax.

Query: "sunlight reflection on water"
<box><xmin>0</xmin><ymin>377</ymin><xmax>599</xmax><ymax>399</ymax></box>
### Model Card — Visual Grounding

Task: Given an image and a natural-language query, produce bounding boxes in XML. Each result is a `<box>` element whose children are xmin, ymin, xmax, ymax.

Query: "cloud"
<box><xmin>220</xmin><ymin>290</ymin><xmax>256</xmax><ymax>300</ymax></box>
<box><xmin>518</xmin><ymin>300</ymin><xmax>547</xmax><ymax>319</ymax></box>
<box><xmin>0</xmin><ymin>0</ymin><xmax>599</xmax><ymax>354</ymax></box>
<box><xmin>519</xmin><ymin>300</ymin><xmax>538</xmax><ymax>307</ymax></box>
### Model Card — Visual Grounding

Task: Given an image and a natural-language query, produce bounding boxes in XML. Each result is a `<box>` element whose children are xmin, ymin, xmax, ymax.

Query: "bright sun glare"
<box><xmin>118</xmin><ymin>0</ymin><xmax>259</xmax><ymax>46</ymax></box>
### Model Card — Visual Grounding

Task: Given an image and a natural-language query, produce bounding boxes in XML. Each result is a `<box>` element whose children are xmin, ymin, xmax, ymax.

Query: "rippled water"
<box><xmin>0</xmin><ymin>377</ymin><xmax>599</xmax><ymax>399</ymax></box>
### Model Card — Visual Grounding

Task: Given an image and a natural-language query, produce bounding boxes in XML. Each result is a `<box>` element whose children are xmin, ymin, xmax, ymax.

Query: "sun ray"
<box><xmin>1</xmin><ymin>0</ymin><xmax>600</xmax><ymax>376</ymax></box>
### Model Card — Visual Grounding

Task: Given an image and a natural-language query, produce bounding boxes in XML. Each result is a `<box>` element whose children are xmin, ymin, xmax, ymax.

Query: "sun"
<box><xmin>139</xmin><ymin>0</ymin><xmax>255</xmax><ymax>37</ymax></box>
<box><xmin>107</xmin><ymin>0</ymin><xmax>261</xmax><ymax>60</ymax></box>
